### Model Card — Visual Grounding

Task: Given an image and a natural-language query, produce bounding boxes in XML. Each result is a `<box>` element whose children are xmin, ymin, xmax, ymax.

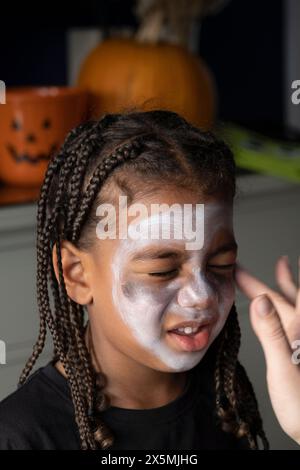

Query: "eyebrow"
<box><xmin>130</xmin><ymin>241</ymin><xmax>238</xmax><ymax>262</ymax></box>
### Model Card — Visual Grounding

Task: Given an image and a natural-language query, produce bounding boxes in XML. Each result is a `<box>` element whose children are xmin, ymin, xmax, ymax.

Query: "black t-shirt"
<box><xmin>0</xmin><ymin>359</ymin><xmax>250</xmax><ymax>450</ymax></box>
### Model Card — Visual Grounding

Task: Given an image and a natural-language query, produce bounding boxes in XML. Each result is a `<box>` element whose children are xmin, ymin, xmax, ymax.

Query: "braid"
<box><xmin>214</xmin><ymin>304</ymin><xmax>269</xmax><ymax>449</ymax></box>
<box><xmin>71</xmin><ymin>138</ymin><xmax>144</xmax><ymax>242</ymax></box>
<box><xmin>235</xmin><ymin>361</ymin><xmax>269</xmax><ymax>449</ymax></box>
<box><xmin>19</xmin><ymin>109</ymin><xmax>268</xmax><ymax>450</ymax></box>
<box><xmin>19</xmin><ymin>117</ymin><xmax>146</xmax><ymax>449</ymax></box>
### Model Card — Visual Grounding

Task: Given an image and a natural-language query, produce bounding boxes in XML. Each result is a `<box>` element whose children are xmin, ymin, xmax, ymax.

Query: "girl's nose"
<box><xmin>177</xmin><ymin>268</ymin><xmax>216</xmax><ymax>310</ymax></box>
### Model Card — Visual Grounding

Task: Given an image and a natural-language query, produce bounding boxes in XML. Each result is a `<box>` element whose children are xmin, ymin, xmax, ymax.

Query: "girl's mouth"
<box><xmin>167</xmin><ymin>323</ymin><xmax>213</xmax><ymax>352</ymax></box>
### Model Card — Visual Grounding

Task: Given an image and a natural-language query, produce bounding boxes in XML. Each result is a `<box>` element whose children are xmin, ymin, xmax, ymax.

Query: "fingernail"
<box><xmin>256</xmin><ymin>295</ymin><xmax>273</xmax><ymax>317</ymax></box>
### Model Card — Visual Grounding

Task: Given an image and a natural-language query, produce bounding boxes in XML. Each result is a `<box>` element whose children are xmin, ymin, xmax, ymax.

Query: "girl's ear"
<box><xmin>52</xmin><ymin>240</ymin><xmax>93</xmax><ymax>305</ymax></box>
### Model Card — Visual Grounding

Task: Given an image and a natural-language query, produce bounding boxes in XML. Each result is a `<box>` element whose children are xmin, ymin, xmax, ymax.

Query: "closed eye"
<box><xmin>208</xmin><ymin>263</ymin><xmax>236</xmax><ymax>270</ymax></box>
<box><xmin>148</xmin><ymin>269</ymin><xmax>179</xmax><ymax>277</ymax></box>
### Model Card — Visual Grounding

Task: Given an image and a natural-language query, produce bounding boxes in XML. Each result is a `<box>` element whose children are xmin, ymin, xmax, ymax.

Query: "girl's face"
<box><xmin>86</xmin><ymin>190</ymin><xmax>237</xmax><ymax>373</ymax></box>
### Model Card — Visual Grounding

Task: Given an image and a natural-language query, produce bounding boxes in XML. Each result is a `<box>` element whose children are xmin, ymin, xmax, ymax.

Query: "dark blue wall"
<box><xmin>0</xmin><ymin>0</ymin><xmax>283</xmax><ymax>129</ymax></box>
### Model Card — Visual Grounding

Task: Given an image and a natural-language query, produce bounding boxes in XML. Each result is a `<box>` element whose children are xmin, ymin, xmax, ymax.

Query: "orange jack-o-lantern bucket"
<box><xmin>0</xmin><ymin>87</ymin><xmax>87</xmax><ymax>187</ymax></box>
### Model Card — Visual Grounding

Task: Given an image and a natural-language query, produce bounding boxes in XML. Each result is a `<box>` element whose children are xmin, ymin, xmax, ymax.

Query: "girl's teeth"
<box><xmin>175</xmin><ymin>326</ymin><xmax>200</xmax><ymax>335</ymax></box>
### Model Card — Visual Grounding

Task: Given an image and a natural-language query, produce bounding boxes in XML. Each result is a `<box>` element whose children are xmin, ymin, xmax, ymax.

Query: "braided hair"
<box><xmin>19</xmin><ymin>109</ymin><xmax>269</xmax><ymax>450</ymax></box>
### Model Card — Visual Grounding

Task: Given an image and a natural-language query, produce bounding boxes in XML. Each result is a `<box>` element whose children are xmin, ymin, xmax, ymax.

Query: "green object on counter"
<box><xmin>219</xmin><ymin>123</ymin><xmax>300</xmax><ymax>183</ymax></box>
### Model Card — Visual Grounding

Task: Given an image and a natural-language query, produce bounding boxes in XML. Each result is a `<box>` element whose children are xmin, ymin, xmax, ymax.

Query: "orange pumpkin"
<box><xmin>78</xmin><ymin>38</ymin><xmax>215</xmax><ymax>129</ymax></box>
<box><xmin>0</xmin><ymin>87</ymin><xmax>87</xmax><ymax>187</ymax></box>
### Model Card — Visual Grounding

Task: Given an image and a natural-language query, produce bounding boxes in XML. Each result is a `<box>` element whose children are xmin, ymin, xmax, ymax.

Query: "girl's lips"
<box><xmin>167</xmin><ymin>324</ymin><xmax>212</xmax><ymax>352</ymax></box>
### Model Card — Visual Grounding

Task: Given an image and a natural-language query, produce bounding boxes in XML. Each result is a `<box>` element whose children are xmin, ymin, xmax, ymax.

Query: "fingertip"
<box><xmin>234</xmin><ymin>263</ymin><xmax>247</xmax><ymax>280</ymax></box>
<box><xmin>277</xmin><ymin>255</ymin><xmax>290</xmax><ymax>268</ymax></box>
<box><xmin>235</xmin><ymin>262</ymin><xmax>244</xmax><ymax>271</ymax></box>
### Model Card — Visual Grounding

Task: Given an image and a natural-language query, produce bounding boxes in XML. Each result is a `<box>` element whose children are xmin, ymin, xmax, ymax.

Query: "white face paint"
<box><xmin>111</xmin><ymin>202</ymin><xmax>236</xmax><ymax>372</ymax></box>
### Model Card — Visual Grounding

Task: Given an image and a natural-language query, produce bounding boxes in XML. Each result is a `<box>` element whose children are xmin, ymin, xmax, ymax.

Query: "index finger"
<box><xmin>235</xmin><ymin>263</ymin><xmax>278</xmax><ymax>299</ymax></box>
<box><xmin>235</xmin><ymin>263</ymin><xmax>295</xmax><ymax>318</ymax></box>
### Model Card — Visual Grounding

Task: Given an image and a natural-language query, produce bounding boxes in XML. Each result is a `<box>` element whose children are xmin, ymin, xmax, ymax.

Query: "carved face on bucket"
<box><xmin>6</xmin><ymin>116</ymin><xmax>57</xmax><ymax>164</ymax></box>
<box><xmin>0</xmin><ymin>87</ymin><xmax>87</xmax><ymax>186</ymax></box>
<box><xmin>108</xmin><ymin>195</ymin><xmax>237</xmax><ymax>372</ymax></box>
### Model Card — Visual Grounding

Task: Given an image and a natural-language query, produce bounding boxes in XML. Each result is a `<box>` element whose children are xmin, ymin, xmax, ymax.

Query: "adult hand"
<box><xmin>235</xmin><ymin>256</ymin><xmax>300</xmax><ymax>445</ymax></box>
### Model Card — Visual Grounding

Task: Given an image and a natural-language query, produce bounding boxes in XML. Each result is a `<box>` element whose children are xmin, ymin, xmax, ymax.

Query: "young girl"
<box><xmin>0</xmin><ymin>110</ymin><xmax>269</xmax><ymax>450</ymax></box>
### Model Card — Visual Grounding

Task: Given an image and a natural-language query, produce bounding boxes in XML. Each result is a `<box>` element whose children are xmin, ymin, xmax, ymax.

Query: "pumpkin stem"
<box><xmin>135</xmin><ymin>8</ymin><xmax>167</xmax><ymax>45</ymax></box>
<box><xmin>134</xmin><ymin>0</ymin><xmax>227</xmax><ymax>47</ymax></box>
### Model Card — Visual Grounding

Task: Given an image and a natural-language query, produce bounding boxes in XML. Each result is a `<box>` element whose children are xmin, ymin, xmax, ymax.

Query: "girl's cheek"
<box><xmin>198</xmin><ymin>271</ymin><xmax>235</xmax><ymax>330</ymax></box>
<box><xmin>118</xmin><ymin>280</ymin><xmax>173</xmax><ymax>348</ymax></box>
<box><xmin>207</xmin><ymin>270</ymin><xmax>235</xmax><ymax>300</ymax></box>
<box><xmin>216</xmin><ymin>278</ymin><xmax>235</xmax><ymax>323</ymax></box>
<box><xmin>121</xmin><ymin>277</ymin><xmax>175</xmax><ymax>305</ymax></box>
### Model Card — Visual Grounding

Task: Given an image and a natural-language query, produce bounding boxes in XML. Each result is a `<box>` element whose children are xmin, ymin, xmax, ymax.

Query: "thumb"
<box><xmin>250</xmin><ymin>294</ymin><xmax>292</xmax><ymax>371</ymax></box>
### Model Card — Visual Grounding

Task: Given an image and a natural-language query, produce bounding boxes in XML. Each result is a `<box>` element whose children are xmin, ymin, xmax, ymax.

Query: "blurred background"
<box><xmin>0</xmin><ymin>0</ymin><xmax>299</xmax><ymax>450</ymax></box>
